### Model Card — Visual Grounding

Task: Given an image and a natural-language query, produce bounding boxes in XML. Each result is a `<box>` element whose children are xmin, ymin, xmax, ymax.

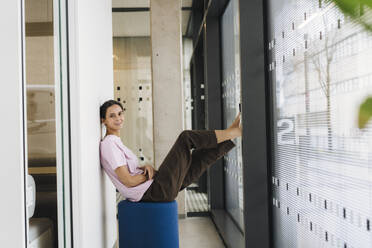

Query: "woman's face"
<box><xmin>102</xmin><ymin>104</ymin><xmax>124</xmax><ymax>132</ymax></box>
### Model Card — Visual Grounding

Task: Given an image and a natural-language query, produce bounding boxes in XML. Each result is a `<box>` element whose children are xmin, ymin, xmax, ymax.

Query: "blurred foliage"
<box><xmin>327</xmin><ymin>0</ymin><xmax>372</xmax><ymax>128</ymax></box>
<box><xmin>358</xmin><ymin>97</ymin><xmax>372</xmax><ymax>128</ymax></box>
<box><xmin>327</xmin><ymin>0</ymin><xmax>372</xmax><ymax>32</ymax></box>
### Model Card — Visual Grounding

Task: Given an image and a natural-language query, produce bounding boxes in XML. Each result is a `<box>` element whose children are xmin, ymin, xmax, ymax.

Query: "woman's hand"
<box><xmin>139</xmin><ymin>165</ymin><xmax>156</xmax><ymax>180</ymax></box>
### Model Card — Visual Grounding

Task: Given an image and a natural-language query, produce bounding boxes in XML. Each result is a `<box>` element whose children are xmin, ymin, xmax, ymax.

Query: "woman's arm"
<box><xmin>115</xmin><ymin>165</ymin><xmax>147</xmax><ymax>187</ymax></box>
<box><xmin>139</xmin><ymin>165</ymin><xmax>156</xmax><ymax>180</ymax></box>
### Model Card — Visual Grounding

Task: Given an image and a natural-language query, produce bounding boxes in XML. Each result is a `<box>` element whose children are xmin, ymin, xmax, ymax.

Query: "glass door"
<box><xmin>24</xmin><ymin>0</ymin><xmax>71</xmax><ymax>247</ymax></box>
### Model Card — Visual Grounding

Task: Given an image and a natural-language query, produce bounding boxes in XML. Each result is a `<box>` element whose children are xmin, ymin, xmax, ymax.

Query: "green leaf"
<box><xmin>331</xmin><ymin>0</ymin><xmax>359</xmax><ymax>17</ymax></box>
<box><xmin>358</xmin><ymin>97</ymin><xmax>372</xmax><ymax>128</ymax></box>
<box><xmin>327</xmin><ymin>0</ymin><xmax>372</xmax><ymax>32</ymax></box>
<box><xmin>360</xmin><ymin>0</ymin><xmax>372</xmax><ymax>9</ymax></box>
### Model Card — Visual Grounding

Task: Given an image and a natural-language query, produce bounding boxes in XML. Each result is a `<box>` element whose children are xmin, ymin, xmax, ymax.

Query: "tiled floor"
<box><xmin>179</xmin><ymin>217</ymin><xmax>225</xmax><ymax>248</ymax></box>
<box><xmin>186</xmin><ymin>188</ymin><xmax>208</xmax><ymax>213</ymax></box>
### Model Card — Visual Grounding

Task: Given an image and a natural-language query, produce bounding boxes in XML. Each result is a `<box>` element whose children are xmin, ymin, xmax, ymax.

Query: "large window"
<box><xmin>268</xmin><ymin>0</ymin><xmax>372</xmax><ymax>247</ymax></box>
<box><xmin>25</xmin><ymin>0</ymin><xmax>70</xmax><ymax>246</ymax></box>
<box><xmin>25</xmin><ymin>0</ymin><xmax>58</xmax><ymax>246</ymax></box>
<box><xmin>221</xmin><ymin>0</ymin><xmax>244</xmax><ymax>231</ymax></box>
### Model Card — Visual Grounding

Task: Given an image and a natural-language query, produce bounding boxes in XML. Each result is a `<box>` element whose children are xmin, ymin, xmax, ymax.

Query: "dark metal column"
<box><xmin>191</xmin><ymin>41</ymin><xmax>205</xmax><ymax>131</ymax></box>
<box><xmin>203</xmin><ymin>15</ymin><xmax>224</xmax><ymax>208</ymax></box>
<box><xmin>239</xmin><ymin>0</ymin><xmax>271</xmax><ymax>247</ymax></box>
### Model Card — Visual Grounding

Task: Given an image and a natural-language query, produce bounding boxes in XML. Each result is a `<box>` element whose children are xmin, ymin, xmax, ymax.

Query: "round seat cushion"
<box><xmin>117</xmin><ymin>200</ymin><xmax>179</xmax><ymax>248</ymax></box>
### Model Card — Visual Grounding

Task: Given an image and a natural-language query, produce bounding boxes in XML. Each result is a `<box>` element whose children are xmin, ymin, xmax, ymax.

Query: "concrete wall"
<box><xmin>0</xmin><ymin>1</ymin><xmax>27</xmax><ymax>246</ymax></box>
<box><xmin>68</xmin><ymin>0</ymin><xmax>117</xmax><ymax>247</ymax></box>
<box><xmin>150</xmin><ymin>0</ymin><xmax>185</xmax><ymax>216</ymax></box>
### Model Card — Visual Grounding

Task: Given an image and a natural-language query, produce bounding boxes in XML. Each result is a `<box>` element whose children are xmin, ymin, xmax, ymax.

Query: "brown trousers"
<box><xmin>141</xmin><ymin>130</ymin><xmax>235</xmax><ymax>202</ymax></box>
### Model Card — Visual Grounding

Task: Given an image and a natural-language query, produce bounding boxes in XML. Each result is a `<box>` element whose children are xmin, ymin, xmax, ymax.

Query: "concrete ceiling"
<box><xmin>112</xmin><ymin>0</ymin><xmax>192</xmax><ymax>37</ymax></box>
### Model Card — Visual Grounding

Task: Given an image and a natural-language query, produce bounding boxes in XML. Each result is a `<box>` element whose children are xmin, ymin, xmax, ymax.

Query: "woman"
<box><xmin>100</xmin><ymin>100</ymin><xmax>241</xmax><ymax>202</ymax></box>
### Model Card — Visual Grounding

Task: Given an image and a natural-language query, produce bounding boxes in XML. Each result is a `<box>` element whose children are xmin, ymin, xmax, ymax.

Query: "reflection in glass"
<box><xmin>25</xmin><ymin>0</ymin><xmax>58</xmax><ymax>247</ymax></box>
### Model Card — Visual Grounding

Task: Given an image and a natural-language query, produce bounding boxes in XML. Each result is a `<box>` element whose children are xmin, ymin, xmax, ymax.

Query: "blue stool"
<box><xmin>117</xmin><ymin>200</ymin><xmax>179</xmax><ymax>248</ymax></box>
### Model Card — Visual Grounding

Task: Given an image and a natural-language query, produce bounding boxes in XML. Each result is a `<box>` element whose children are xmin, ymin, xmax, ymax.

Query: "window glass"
<box><xmin>221</xmin><ymin>0</ymin><xmax>244</xmax><ymax>231</ymax></box>
<box><xmin>25</xmin><ymin>0</ymin><xmax>59</xmax><ymax>247</ymax></box>
<box><xmin>268</xmin><ymin>1</ymin><xmax>372</xmax><ymax>247</ymax></box>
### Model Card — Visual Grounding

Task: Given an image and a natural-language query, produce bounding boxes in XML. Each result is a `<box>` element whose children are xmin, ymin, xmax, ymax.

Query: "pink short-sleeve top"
<box><xmin>99</xmin><ymin>135</ymin><xmax>153</xmax><ymax>202</ymax></box>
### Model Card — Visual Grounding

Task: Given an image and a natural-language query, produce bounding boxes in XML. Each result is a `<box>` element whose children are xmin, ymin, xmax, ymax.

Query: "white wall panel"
<box><xmin>68</xmin><ymin>0</ymin><xmax>116</xmax><ymax>247</ymax></box>
<box><xmin>0</xmin><ymin>0</ymin><xmax>27</xmax><ymax>247</ymax></box>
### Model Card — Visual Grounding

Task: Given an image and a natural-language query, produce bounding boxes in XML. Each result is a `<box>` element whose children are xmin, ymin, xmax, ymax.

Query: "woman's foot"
<box><xmin>215</xmin><ymin>113</ymin><xmax>242</xmax><ymax>143</ymax></box>
<box><xmin>228</xmin><ymin>113</ymin><xmax>242</xmax><ymax>139</ymax></box>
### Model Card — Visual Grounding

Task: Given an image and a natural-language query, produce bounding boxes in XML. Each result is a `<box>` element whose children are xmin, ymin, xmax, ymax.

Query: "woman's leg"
<box><xmin>141</xmin><ymin>130</ymin><xmax>217</xmax><ymax>202</ymax></box>
<box><xmin>179</xmin><ymin>140</ymin><xmax>235</xmax><ymax>191</ymax></box>
<box><xmin>141</xmin><ymin>115</ymin><xmax>241</xmax><ymax>202</ymax></box>
<box><xmin>141</xmin><ymin>129</ymin><xmax>239</xmax><ymax>202</ymax></box>
<box><xmin>178</xmin><ymin>114</ymin><xmax>240</xmax><ymax>190</ymax></box>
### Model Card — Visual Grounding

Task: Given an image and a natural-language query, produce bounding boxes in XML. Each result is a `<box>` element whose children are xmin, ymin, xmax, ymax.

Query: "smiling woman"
<box><xmin>100</xmin><ymin>100</ymin><xmax>155</xmax><ymax>202</ymax></box>
<box><xmin>100</xmin><ymin>100</ymin><xmax>125</xmax><ymax>136</ymax></box>
<box><xmin>99</xmin><ymin>99</ymin><xmax>241</xmax><ymax>203</ymax></box>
